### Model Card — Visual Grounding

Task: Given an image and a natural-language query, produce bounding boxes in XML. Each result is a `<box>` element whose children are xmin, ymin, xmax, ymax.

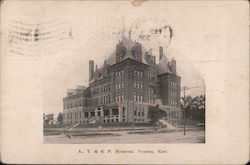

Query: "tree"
<box><xmin>181</xmin><ymin>95</ymin><xmax>205</xmax><ymax>123</ymax></box>
<box><xmin>148</xmin><ymin>105</ymin><xmax>166</xmax><ymax>123</ymax></box>
<box><xmin>43</xmin><ymin>113</ymin><xmax>50</xmax><ymax>125</ymax></box>
<box><xmin>191</xmin><ymin>95</ymin><xmax>205</xmax><ymax>122</ymax></box>
<box><xmin>57</xmin><ymin>112</ymin><xmax>63</xmax><ymax>125</ymax></box>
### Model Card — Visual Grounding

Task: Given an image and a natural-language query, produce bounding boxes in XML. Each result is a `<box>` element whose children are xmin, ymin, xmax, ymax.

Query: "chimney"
<box><xmin>89</xmin><ymin>60</ymin><xmax>94</xmax><ymax>82</ymax></box>
<box><xmin>170</xmin><ymin>58</ymin><xmax>176</xmax><ymax>74</ymax></box>
<box><xmin>159</xmin><ymin>46</ymin><xmax>164</xmax><ymax>60</ymax></box>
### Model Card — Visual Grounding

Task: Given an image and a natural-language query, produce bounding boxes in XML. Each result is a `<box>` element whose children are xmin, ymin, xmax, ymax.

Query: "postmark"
<box><xmin>7</xmin><ymin>18</ymin><xmax>73</xmax><ymax>57</ymax></box>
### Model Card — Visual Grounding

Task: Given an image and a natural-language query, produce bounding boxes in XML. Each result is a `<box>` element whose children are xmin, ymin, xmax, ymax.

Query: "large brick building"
<box><xmin>63</xmin><ymin>37</ymin><xmax>181</xmax><ymax>126</ymax></box>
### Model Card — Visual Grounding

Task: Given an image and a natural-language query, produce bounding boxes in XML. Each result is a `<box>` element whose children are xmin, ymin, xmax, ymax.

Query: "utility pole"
<box><xmin>183</xmin><ymin>87</ymin><xmax>187</xmax><ymax>135</ymax></box>
<box><xmin>182</xmin><ymin>86</ymin><xmax>200</xmax><ymax>136</ymax></box>
<box><xmin>132</xmin><ymin>66</ymin><xmax>135</xmax><ymax>134</ymax></box>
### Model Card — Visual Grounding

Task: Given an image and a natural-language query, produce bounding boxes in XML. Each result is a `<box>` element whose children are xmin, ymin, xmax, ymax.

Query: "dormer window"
<box><xmin>116</xmin><ymin>43</ymin><xmax>126</xmax><ymax>63</ymax></box>
<box><xmin>131</xmin><ymin>43</ymin><xmax>142</xmax><ymax>62</ymax></box>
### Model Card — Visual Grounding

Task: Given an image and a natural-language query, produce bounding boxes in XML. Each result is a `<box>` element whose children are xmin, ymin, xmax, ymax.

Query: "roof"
<box><xmin>104</xmin><ymin>37</ymin><xmax>152</xmax><ymax>66</ymax></box>
<box><xmin>156</xmin><ymin>55</ymin><xmax>173</xmax><ymax>75</ymax></box>
<box><xmin>90</xmin><ymin>37</ymin><xmax>175</xmax><ymax>82</ymax></box>
<box><xmin>90</xmin><ymin>37</ymin><xmax>157</xmax><ymax>82</ymax></box>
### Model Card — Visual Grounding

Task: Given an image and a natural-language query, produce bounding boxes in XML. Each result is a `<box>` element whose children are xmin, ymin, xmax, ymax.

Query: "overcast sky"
<box><xmin>3</xmin><ymin>1</ymin><xmax>247</xmax><ymax>116</ymax></box>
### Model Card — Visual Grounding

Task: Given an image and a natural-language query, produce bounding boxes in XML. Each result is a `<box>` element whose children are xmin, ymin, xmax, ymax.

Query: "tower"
<box><xmin>131</xmin><ymin>42</ymin><xmax>142</xmax><ymax>62</ymax></box>
<box><xmin>116</xmin><ymin>42</ymin><xmax>126</xmax><ymax>63</ymax></box>
<box><xmin>169</xmin><ymin>58</ymin><xmax>176</xmax><ymax>74</ymax></box>
<box><xmin>159</xmin><ymin>46</ymin><xmax>164</xmax><ymax>60</ymax></box>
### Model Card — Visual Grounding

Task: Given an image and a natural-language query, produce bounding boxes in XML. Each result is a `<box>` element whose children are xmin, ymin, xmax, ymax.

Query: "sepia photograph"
<box><xmin>42</xmin><ymin>16</ymin><xmax>206</xmax><ymax>144</ymax></box>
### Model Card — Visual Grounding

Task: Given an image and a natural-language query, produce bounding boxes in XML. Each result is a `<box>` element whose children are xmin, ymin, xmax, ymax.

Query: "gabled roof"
<box><xmin>90</xmin><ymin>37</ymin><xmax>156</xmax><ymax>82</ymax></box>
<box><xmin>156</xmin><ymin>55</ymin><xmax>173</xmax><ymax>75</ymax></box>
<box><xmin>105</xmin><ymin>37</ymin><xmax>152</xmax><ymax>65</ymax></box>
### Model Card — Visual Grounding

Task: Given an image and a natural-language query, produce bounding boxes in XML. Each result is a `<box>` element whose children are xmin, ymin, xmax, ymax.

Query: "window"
<box><xmin>122</xmin><ymin>107</ymin><xmax>125</xmax><ymax>115</ymax></box>
<box><xmin>149</xmin><ymin>67</ymin><xmax>154</xmax><ymax>80</ymax></box>
<box><xmin>118</xmin><ymin>56</ymin><xmax>122</xmax><ymax>62</ymax></box>
<box><xmin>118</xmin><ymin>94</ymin><xmax>120</xmax><ymax>102</ymax></box>
<box><xmin>149</xmin><ymin>97</ymin><xmax>154</xmax><ymax>104</ymax></box>
<box><xmin>149</xmin><ymin>88</ymin><xmax>154</xmax><ymax>95</ymax></box>
<box><xmin>91</xmin><ymin>111</ymin><xmax>95</xmax><ymax>117</ymax></box>
<box><xmin>134</xmin><ymin>92</ymin><xmax>137</xmax><ymax>101</ymax></box>
<box><xmin>85</xmin><ymin>112</ymin><xmax>89</xmax><ymax>118</ymax></box>
<box><xmin>121</xmin><ymin>93</ymin><xmax>124</xmax><ymax>102</ymax></box>
<box><xmin>137</xmin><ymin>81</ymin><xmax>140</xmax><ymax>88</ymax></box>
<box><xmin>108</xmin><ymin>95</ymin><xmax>111</xmax><ymax>103</ymax></box>
<box><xmin>101</xmin><ymin>97</ymin><xmax>104</xmax><ymax>104</ymax></box>
<box><xmin>121</xmin><ymin>81</ymin><xmax>124</xmax><ymax>88</ymax></box>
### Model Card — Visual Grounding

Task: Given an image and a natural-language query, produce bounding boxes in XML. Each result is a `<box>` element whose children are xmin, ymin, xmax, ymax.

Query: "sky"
<box><xmin>3</xmin><ymin>1</ymin><xmax>246</xmax><ymax>116</ymax></box>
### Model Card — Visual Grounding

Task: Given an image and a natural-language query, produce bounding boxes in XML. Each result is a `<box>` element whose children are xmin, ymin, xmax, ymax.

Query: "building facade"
<box><xmin>63</xmin><ymin>37</ymin><xmax>181</xmax><ymax>127</ymax></box>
